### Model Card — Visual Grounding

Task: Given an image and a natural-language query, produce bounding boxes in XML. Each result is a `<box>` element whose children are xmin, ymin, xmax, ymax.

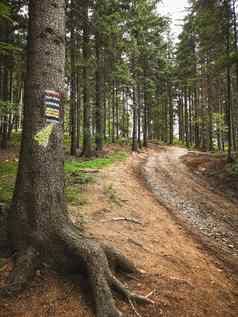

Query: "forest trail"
<box><xmin>70</xmin><ymin>146</ymin><xmax>238</xmax><ymax>317</ymax></box>
<box><xmin>1</xmin><ymin>146</ymin><xmax>238</xmax><ymax>316</ymax></box>
<box><xmin>143</xmin><ymin>145</ymin><xmax>238</xmax><ymax>279</ymax></box>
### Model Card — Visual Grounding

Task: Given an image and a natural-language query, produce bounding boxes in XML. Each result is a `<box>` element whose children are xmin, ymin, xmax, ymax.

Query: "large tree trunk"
<box><xmin>7</xmin><ymin>0</ymin><xmax>67</xmax><ymax>261</ymax></box>
<box><xmin>0</xmin><ymin>2</ymin><xmax>151</xmax><ymax>316</ymax></box>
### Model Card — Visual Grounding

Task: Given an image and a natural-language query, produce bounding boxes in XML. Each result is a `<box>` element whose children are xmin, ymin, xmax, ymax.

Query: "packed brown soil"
<box><xmin>0</xmin><ymin>145</ymin><xmax>238</xmax><ymax>316</ymax></box>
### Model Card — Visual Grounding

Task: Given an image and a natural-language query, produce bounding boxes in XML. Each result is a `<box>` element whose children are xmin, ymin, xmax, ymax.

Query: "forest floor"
<box><xmin>0</xmin><ymin>144</ymin><xmax>238</xmax><ymax>317</ymax></box>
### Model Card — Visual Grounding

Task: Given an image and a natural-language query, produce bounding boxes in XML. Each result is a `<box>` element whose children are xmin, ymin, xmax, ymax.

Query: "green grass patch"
<box><xmin>11</xmin><ymin>131</ymin><xmax>22</xmax><ymax>146</ymax></box>
<box><xmin>64</xmin><ymin>151</ymin><xmax>128</xmax><ymax>173</ymax></box>
<box><xmin>0</xmin><ymin>181</ymin><xmax>15</xmax><ymax>203</ymax></box>
<box><xmin>65</xmin><ymin>172</ymin><xmax>93</xmax><ymax>205</ymax></box>
<box><xmin>0</xmin><ymin>161</ymin><xmax>17</xmax><ymax>177</ymax></box>
<box><xmin>64</xmin><ymin>150</ymin><xmax>128</xmax><ymax>204</ymax></box>
<box><xmin>0</xmin><ymin>151</ymin><xmax>128</xmax><ymax>205</ymax></box>
<box><xmin>65</xmin><ymin>186</ymin><xmax>82</xmax><ymax>205</ymax></box>
<box><xmin>0</xmin><ymin>161</ymin><xmax>17</xmax><ymax>203</ymax></box>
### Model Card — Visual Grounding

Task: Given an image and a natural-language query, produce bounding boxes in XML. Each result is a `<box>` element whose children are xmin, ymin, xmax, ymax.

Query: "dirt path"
<box><xmin>1</xmin><ymin>147</ymin><xmax>238</xmax><ymax>316</ymax></box>
<box><xmin>70</xmin><ymin>148</ymin><xmax>238</xmax><ymax>316</ymax></box>
<box><xmin>143</xmin><ymin>145</ymin><xmax>238</xmax><ymax>279</ymax></box>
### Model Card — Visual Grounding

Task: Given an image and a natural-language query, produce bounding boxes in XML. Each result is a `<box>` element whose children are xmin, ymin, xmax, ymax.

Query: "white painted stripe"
<box><xmin>45</xmin><ymin>101</ymin><xmax>60</xmax><ymax>107</ymax></box>
<box><xmin>45</xmin><ymin>96</ymin><xmax>60</xmax><ymax>102</ymax></box>
<box><xmin>46</xmin><ymin>119</ymin><xmax>60</xmax><ymax>124</ymax></box>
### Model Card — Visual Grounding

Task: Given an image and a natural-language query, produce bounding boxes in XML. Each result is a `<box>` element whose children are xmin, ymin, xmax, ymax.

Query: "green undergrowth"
<box><xmin>0</xmin><ymin>151</ymin><xmax>128</xmax><ymax>205</ymax></box>
<box><xmin>0</xmin><ymin>161</ymin><xmax>18</xmax><ymax>203</ymax></box>
<box><xmin>65</xmin><ymin>151</ymin><xmax>128</xmax><ymax>204</ymax></box>
<box><xmin>11</xmin><ymin>132</ymin><xmax>22</xmax><ymax>146</ymax></box>
<box><xmin>64</xmin><ymin>151</ymin><xmax>128</xmax><ymax>173</ymax></box>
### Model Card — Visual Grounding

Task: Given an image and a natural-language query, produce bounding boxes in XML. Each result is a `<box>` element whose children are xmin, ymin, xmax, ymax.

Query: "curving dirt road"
<box><xmin>143</xmin><ymin>145</ymin><xmax>238</xmax><ymax>279</ymax></box>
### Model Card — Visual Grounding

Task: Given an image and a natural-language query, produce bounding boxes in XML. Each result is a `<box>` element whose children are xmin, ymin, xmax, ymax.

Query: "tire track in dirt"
<box><xmin>143</xmin><ymin>145</ymin><xmax>238</xmax><ymax>280</ymax></box>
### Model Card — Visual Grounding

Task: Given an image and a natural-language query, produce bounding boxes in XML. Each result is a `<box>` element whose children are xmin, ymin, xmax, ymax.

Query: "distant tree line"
<box><xmin>175</xmin><ymin>0</ymin><xmax>238</xmax><ymax>161</ymax></box>
<box><xmin>0</xmin><ymin>0</ymin><xmax>238</xmax><ymax>162</ymax></box>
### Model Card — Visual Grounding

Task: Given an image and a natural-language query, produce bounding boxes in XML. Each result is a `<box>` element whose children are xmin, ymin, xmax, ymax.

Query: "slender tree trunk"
<box><xmin>112</xmin><ymin>80</ymin><xmax>115</xmax><ymax>143</ymax></box>
<box><xmin>132</xmin><ymin>86</ymin><xmax>138</xmax><ymax>152</ymax></box>
<box><xmin>82</xmin><ymin>0</ymin><xmax>92</xmax><ymax>157</ymax></box>
<box><xmin>178</xmin><ymin>93</ymin><xmax>184</xmax><ymax>142</ymax></box>
<box><xmin>116</xmin><ymin>83</ymin><xmax>119</xmax><ymax>141</ymax></box>
<box><xmin>168</xmin><ymin>83</ymin><xmax>173</xmax><ymax>144</ymax></box>
<box><xmin>143</xmin><ymin>75</ymin><xmax>148</xmax><ymax>147</ymax></box>
<box><xmin>194</xmin><ymin>86</ymin><xmax>200</xmax><ymax>147</ymax></box>
<box><xmin>95</xmin><ymin>20</ymin><xmax>104</xmax><ymax>152</ymax></box>
<box><xmin>76</xmin><ymin>71</ymin><xmax>81</xmax><ymax>149</ymax></box>
<box><xmin>184</xmin><ymin>86</ymin><xmax>189</xmax><ymax>147</ymax></box>
<box><xmin>226</xmin><ymin>0</ymin><xmax>233</xmax><ymax>161</ymax></box>
<box><xmin>137</xmin><ymin>84</ymin><xmax>142</xmax><ymax>148</ymax></box>
<box><xmin>188</xmin><ymin>89</ymin><xmax>193</xmax><ymax>145</ymax></box>
<box><xmin>207</xmin><ymin>77</ymin><xmax>213</xmax><ymax>151</ymax></box>
<box><xmin>70</xmin><ymin>0</ymin><xmax>77</xmax><ymax>156</ymax></box>
<box><xmin>1</xmin><ymin>63</ymin><xmax>9</xmax><ymax>149</ymax></box>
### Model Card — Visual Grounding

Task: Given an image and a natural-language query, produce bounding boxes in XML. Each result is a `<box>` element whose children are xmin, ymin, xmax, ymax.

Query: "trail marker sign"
<box><xmin>44</xmin><ymin>90</ymin><xmax>61</xmax><ymax>124</ymax></box>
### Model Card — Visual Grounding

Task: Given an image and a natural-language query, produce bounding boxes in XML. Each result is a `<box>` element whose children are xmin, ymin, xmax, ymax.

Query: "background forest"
<box><xmin>0</xmin><ymin>0</ymin><xmax>238</xmax><ymax>158</ymax></box>
<box><xmin>0</xmin><ymin>2</ymin><xmax>238</xmax><ymax>317</ymax></box>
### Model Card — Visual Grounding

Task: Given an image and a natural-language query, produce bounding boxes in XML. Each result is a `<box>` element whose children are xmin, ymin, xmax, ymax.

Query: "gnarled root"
<box><xmin>63</xmin><ymin>226</ymin><xmax>154</xmax><ymax>317</ymax></box>
<box><xmin>1</xmin><ymin>224</ymin><xmax>153</xmax><ymax>317</ymax></box>
<box><xmin>102</xmin><ymin>244</ymin><xmax>140</xmax><ymax>274</ymax></box>
<box><xmin>0</xmin><ymin>246</ymin><xmax>39</xmax><ymax>297</ymax></box>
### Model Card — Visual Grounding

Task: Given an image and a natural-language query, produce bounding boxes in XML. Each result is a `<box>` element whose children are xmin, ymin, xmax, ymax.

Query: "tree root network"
<box><xmin>0</xmin><ymin>224</ymin><xmax>154</xmax><ymax>317</ymax></box>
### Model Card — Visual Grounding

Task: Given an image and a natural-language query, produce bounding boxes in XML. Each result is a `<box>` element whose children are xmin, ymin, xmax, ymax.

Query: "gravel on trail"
<box><xmin>142</xmin><ymin>146</ymin><xmax>238</xmax><ymax>279</ymax></box>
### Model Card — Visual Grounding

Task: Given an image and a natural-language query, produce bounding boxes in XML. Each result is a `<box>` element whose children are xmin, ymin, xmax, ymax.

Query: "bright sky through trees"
<box><xmin>158</xmin><ymin>0</ymin><xmax>189</xmax><ymax>40</ymax></box>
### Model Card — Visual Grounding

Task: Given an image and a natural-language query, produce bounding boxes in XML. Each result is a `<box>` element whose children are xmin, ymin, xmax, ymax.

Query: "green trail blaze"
<box><xmin>34</xmin><ymin>124</ymin><xmax>54</xmax><ymax>148</ymax></box>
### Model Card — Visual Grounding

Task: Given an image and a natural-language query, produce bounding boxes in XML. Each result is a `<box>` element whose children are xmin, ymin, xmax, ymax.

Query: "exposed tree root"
<box><xmin>0</xmin><ymin>224</ymin><xmax>153</xmax><ymax>317</ymax></box>
<box><xmin>101</xmin><ymin>243</ymin><xmax>140</xmax><ymax>274</ymax></box>
<box><xmin>62</xmin><ymin>225</ymin><xmax>154</xmax><ymax>317</ymax></box>
<box><xmin>109</xmin><ymin>273</ymin><xmax>154</xmax><ymax>304</ymax></box>
<box><xmin>0</xmin><ymin>247</ymin><xmax>38</xmax><ymax>297</ymax></box>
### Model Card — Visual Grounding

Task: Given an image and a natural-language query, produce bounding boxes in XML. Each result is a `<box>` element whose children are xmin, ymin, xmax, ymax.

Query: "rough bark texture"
<box><xmin>0</xmin><ymin>203</ymin><xmax>8</xmax><ymax>255</ymax></box>
<box><xmin>0</xmin><ymin>2</ymin><xmax>151</xmax><ymax>316</ymax></box>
